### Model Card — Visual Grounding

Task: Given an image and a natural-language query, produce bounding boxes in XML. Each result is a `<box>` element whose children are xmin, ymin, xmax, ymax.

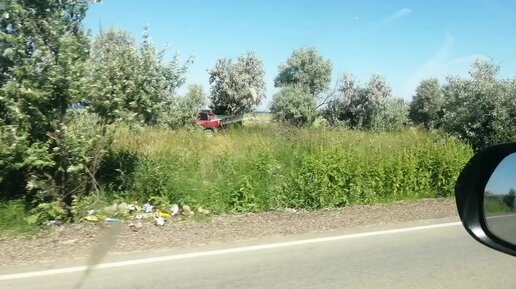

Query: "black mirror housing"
<box><xmin>456</xmin><ymin>142</ymin><xmax>516</xmax><ymax>256</ymax></box>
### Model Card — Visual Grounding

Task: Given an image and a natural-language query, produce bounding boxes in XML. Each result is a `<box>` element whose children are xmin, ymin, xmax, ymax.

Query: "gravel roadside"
<box><xmin>0</xmin><ymin>198</ymin><xmax>458</xmax><ymax>267</ymax></box>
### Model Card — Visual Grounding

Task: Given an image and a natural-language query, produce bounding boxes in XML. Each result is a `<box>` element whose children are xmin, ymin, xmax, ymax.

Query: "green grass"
<box><xmin>484</xmin><ymin>197</ymin><xmax>515</xmax><ymax>216</ymax></box>
<box><xmin>0</xmin><ymin>200</ymin><xmax>39</xmax><ymax>239</ymax></box>
<box><xmin>102</xmin><ymin>124</ymin><xmax>473</xmax><ymax>214</ymax></box>
<box><xmin>243</xmin><ymin>112</ymin><xmax>272</xmax><ymax>125</ymax></box>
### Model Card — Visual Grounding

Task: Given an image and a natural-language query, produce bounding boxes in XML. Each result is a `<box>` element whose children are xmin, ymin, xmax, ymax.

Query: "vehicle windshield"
<box><xmin>199</xmin><ymin>113</ymin><xmax>209</xmax><ymax>121</ymax></box>
<box><xmin>0</xmin><ymin>1</ymin><xmax>515</xmax><ymax>288</ymax></box>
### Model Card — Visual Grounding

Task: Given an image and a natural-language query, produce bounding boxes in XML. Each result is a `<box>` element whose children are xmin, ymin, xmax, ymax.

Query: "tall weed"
<box><xmin>107</xmin><ymin>125</ymin><xmax>472</xmax><ymax>213</ymax></box>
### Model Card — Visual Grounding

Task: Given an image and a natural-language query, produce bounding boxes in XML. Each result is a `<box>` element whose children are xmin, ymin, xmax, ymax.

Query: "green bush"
<box><xmin>0</xmin><ymin>200</ymin><xmax>38</xmax><ymax>238</ymax></box>
<box><xmin>26</xmin><ymin>201</ymin><xmax>67</xmax><ymax>225</ymax></box>
<box><xmin>97</xmin><ymin>149</ymin><xmax>140</xmax><ymax>193</ymax></box>
<box><xmin>270</xmin><ymin>86</ymin><xmax>317</xmax><ymax>126</ymax></box>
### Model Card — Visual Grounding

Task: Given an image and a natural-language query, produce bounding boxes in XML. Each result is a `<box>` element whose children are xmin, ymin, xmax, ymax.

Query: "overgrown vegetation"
<box><xmin>100</xmin><ymin>126</ymin><xmax>471</xmax><ymax>213</ymax></box>
<box><xmin>0</xmin><ymin>0</ymin><xmax>513</xmax><ymax>235</ymax></box>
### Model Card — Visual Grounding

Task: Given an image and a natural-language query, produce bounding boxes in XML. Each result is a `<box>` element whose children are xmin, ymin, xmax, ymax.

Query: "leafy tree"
<box><xmin>87</xmin><ymin>28</ymin><xmax>138</xmax><ymax>123</ymax></box>
<box><xmin>322</xmin><ymin>73</ymin><xmax>360</xmax><ymax>126</ymax></box>
<box><xmin>0</xmin><ymin>0</ymin><xmax>94</xmax><ymax>206</ymax></box>
<box><xmin>270</xmin><ymin>86</ymin><xmax>316</xmax><ymax>127</ymax></box>
<box><xmin>208</xmin><ymin>51</ymin><xmax>265</xmax><ymax>115</ymax></box>
<box><xmin>363</xmin><ymin>74</ymin><xmax>393</xmax><ymax>128</ymax></box>
<box><xmin>274</xmin><ymin>47</ymin><xmax>332</xmax><ymax>97</ymax></box>
<box><xmin>409</xmin><ymin>78</ymin><xmax>443</xmax><ymax>129</ymax></box>
<box><xmin>374</xmin><ymin>97</ymin><xmax>409</xmax><ymax>131</ymax></box>
<box><xmin>442</xmin><ymin>59</ymin><xmax>515</xmax><ymax>150</ymax></box>
<box><xmin>88</xmin><ymin>27</ymin><xmax>192</xmax><ymax>125</ymax></box>
<box><xmin>501</xmin><ymin>78</ymin><xmax>516</xmax><ymax>140</ymax></box>
<box><xmin>159</xmin><ymin>84</ymin><xmax>206</xmax><ymax>129</ymax></box>
<box><xmin>324</xmin><ymin>73</ymin><xmax>405</xmax><ymax>131</ymax></box>
<box><xmin>503</xmin><ymin>189</ymin><xmax>516</xmax><ymax>211</ymax></box>
<box><xmin>1</xmin><ymin>0</ymin><xmax>89</xmax><ymax>138</ymax></box>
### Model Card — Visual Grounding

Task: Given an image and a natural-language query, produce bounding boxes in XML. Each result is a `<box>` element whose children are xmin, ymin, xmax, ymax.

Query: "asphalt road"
<box><xmin>486</xmin><ymin>213</ymin><xmax>516</xmax><ymax>244</ymax></box>
<box><xmin>1</xmin><ymin>218</ymin><xmax>515</xmax><ymax>289</ymax></box>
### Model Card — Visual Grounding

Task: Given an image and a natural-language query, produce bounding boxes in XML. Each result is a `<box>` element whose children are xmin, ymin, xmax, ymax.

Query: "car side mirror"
<box><xmin>456</xmin><ymin>142</ymin><xmax>516</xmax><ymax>256</ymax></box>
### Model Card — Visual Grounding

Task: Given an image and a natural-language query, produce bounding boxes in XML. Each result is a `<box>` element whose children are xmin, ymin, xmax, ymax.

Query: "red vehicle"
<box><xmin>197</xmin><ymin>110</ymin><xmax>244</xmax><ymax>133</ymax></box>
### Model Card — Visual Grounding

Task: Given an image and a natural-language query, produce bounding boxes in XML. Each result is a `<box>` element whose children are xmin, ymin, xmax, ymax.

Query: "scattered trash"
<box><xmin>103</xmin><ymin>203</ymin><xmax>118</xmax><ymax>215</ymax></box>
<box><xmin>75</xmin><ymin>201</ymin><xmax>208</xmax><ymax>226</ymax></box>
<box><xmin>155</xmin><ymin>216</ymin><xmax>165</xmax><ymax>226</ymax></box>
<box><xmin>197</xmin><ymin>207</ymin><xmax>210</xmax><ymax>215</ymax></box>
<box><xmin>105</xmin><ymin>218</ymin><xmax>119</xmax><ymax>223</ymax></box>
<box><xmin>117</xmin><ymin>202</ymin><xmax>129</xmax><ymax>212</ymax></box>
<box><xmin>127</xmin><ymin>203</ymin><xmax>136</xmax><ymax>212</ymax></box>
<box><xmin>159</xmin><ymin>211</ymin><xmax>171</xmax><ymax>218</ymax></box>
<box><xmin>143</xmin><ymin>203</ymin><xmax>154</xmax><ymax>213</ymax></box>
<box><xmin>181</xmin><ymin>205</ymin><xmax>194</xmax><ymax>217</ymax></box>
<box><xmin>170</xmin><ymin>204</ymin><xmax>179</xmax><ymax>216</ymax></box>
<box><xmin>84</xmin><ymin>215</ymin><xmax>99</xmax><ymax>222</ymax></box>
<box><xmin>47</xmin><ymin>220</ymin><xmax>63</xmax><ymax>226</ymax></box>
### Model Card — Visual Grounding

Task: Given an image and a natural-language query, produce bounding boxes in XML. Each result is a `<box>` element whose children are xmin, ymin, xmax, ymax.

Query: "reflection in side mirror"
<box><xmin>484</xmin><ymin>153</ymin><xmax>516</xmax><ymax>244</ymax></box>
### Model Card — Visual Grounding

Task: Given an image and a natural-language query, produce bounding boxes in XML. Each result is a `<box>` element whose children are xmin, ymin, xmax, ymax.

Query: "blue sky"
<box><xmin>84</xmin><ymin>0</ymin><xmax>516</xmax><ymax>110</ymax></box>
<box><xmin>486</xmin><ymin>153</ymin><xmax>516</xmax><ymax>196</ymax></box>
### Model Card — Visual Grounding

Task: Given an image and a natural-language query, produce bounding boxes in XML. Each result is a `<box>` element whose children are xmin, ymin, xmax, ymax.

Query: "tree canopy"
<box><xmin>323</xmin><ymin>73</ymin><xmax>407</xmax><ymax>131</ymax></box>
<box><xmin>0</xmin><ymin>0</ymin><xmax>93</xmax><ymax>202</ymax></box>
<box><xmin>274</xmin><ymin>47</ymin><xmax>332</xmax><ymax>97</ymax></box>
<box><xmin>409</xmin><ymin>78</ymin><xmax>443</xmax><ymax>129</ymax></box>
<box><xmin>208</xmin><ymin>52</ymin><xmax>265</xmax><ymax>115</ymax></box>
<box><xmin>442</xmin><ymin>59</ymin><xmax>516</xmax><ymax>150</ymax></box>
<box><xmin>270</xmin><ymin>86</ymin><xmax>317</xmax><ymax>127</ymax></box>
<box><xmin>87</xmin><ymin>27</ymin><xmax>192</xmax><ymax>125</ymax></box>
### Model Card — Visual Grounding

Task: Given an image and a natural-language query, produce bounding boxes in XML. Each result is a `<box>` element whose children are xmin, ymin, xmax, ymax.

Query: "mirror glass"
<box><xmin>484</xmin><ymin>153</ymin><xmax>516</xmax><ymax>244</ymax></box>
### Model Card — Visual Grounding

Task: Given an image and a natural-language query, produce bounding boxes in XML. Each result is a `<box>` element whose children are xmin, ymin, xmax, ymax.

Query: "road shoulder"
<box><xmin>0</xmin><ymin>198</ymin><xmax>457</xmax><ymax>268</ymax></box>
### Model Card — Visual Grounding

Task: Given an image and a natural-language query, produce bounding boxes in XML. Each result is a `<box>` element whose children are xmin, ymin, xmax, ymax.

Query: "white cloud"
<box><xmin>382</xmin><ymin>8</ymin><xmax>411</xmax><ymax>24</ymax></box>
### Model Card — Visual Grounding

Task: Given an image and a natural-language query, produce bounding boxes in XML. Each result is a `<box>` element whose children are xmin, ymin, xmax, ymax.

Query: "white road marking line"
<box><xmin>486</xmin><ymin>214</ymin><xmax>516</xmax><ymax>220</ymax></box>
<box><xmin>0</xmin><ymin>221</ymin><xmax>461</xmax><ymax>281</ymax></box>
